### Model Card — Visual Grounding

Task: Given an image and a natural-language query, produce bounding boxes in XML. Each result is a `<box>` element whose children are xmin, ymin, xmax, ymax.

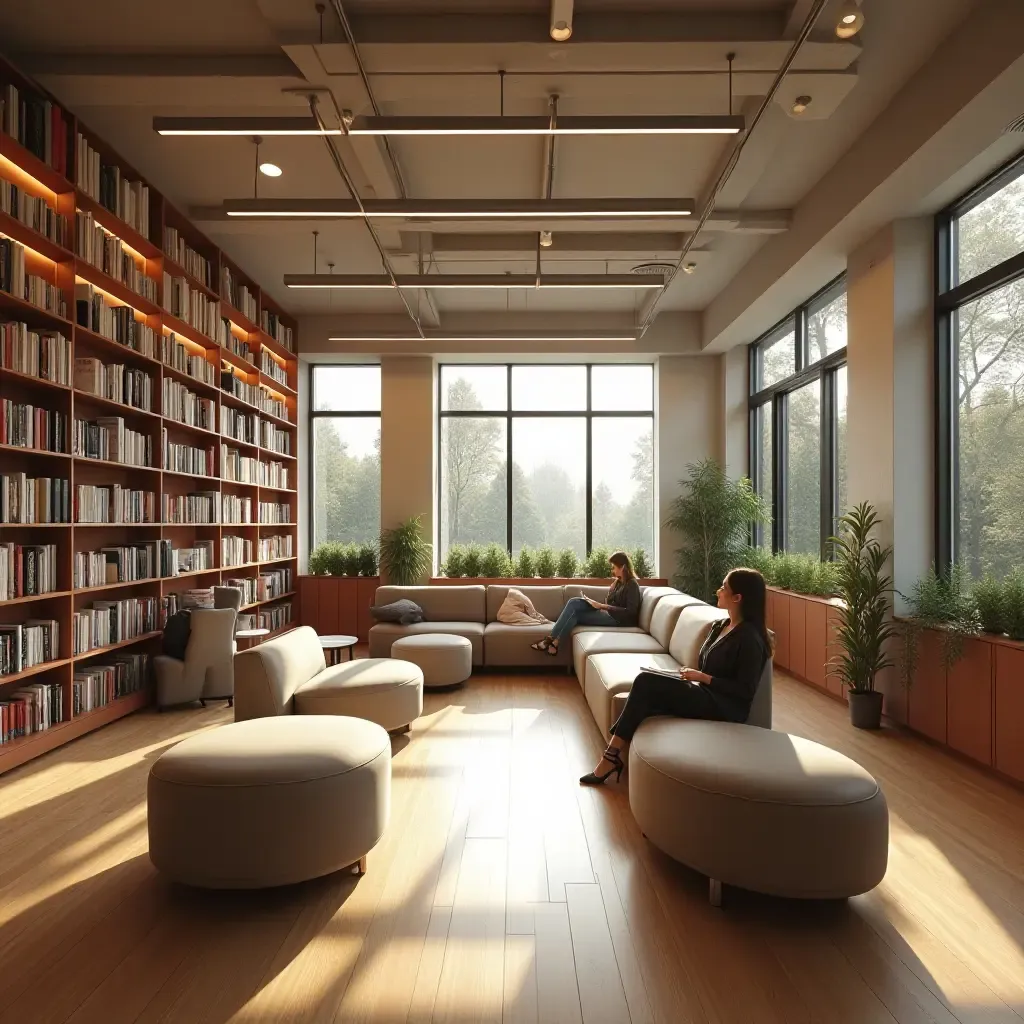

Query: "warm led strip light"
<box><xmin>284</xmin><ymin>274</ymin><xmax>664</xmax><ymax>290</ymax></box>
<box><xmin>327</xmin><ymin>334</ymin><xmax>640</xmax><ymax>343</ymax></box>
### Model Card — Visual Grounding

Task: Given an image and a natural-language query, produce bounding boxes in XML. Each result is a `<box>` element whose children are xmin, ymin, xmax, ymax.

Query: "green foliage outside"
<box><xmin>308</xmin><ymin>541</ymin><xmax>378</xmax><ymax>576</ymax></box>
<box><xmin>312</xmin><ymin>419</ymin><xmax>380</xmax><ymax>547</ymax></box>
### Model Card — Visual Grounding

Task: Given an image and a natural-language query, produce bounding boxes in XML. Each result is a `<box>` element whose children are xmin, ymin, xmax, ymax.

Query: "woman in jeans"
<box><xmin>580</xmin><ymin>567</ymin><xmax>771</xmax><ymax>785</ymax></box>
<box><xmin>531</xmin><ymin>550</ymin><xmax>641</xmax><ymax>656</ymax></box>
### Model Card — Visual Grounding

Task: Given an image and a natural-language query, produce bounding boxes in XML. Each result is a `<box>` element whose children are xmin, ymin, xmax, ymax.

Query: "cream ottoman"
<box><xmin>391</xmin><ymin>634</ymin><xmax>472</xmax><ymax>689</ymax></box>
<box><xmin>148</xmin><ymin>716</ymin><xmax>390</xmax><ymax>889</ymax></box>
<box><xmin>629</xmin><ymin>719</ymin><xmax>888</xmax><ymax>905</ymax></box>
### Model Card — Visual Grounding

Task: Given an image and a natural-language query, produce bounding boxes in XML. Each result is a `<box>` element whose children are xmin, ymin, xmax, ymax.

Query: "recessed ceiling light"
<box><xmin>835</xmin><ymin>1</ymin><xmax>864</xmax><ymax>38</ymax></box>
<box><xmin>550</xmin><ymin>21</ymin><xmax>572</xmax><ymax>41</ymax></box>
<box><xmin>682</xmin><ymin>262</ymin><xmax>697</xmax><ymax>275</ymax></box>
<box><xmin>259</xmin><ymin>162</ymin><xmax>283</xmax><ymax>177</ymax></box>
<box><xmin>791</xmin><ymin>96</ymin><xmax>812</xmax><ymax>116</ymax></box>
<box><xmin>540</xmin><ymin>230</ymin><xmax>554</xmax><ymax>248</ymax></box>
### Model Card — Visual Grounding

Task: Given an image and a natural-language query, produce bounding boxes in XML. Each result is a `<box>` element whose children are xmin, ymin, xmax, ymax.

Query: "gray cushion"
<box><xmin>374</xmin><ymin>585</ymin><xmax>486</xmax><ymax>623</ymax></box>
<box><xmin>371</xmin><ymin>599</ymin><xmax>425</xmax><ymax>625</ymax></box>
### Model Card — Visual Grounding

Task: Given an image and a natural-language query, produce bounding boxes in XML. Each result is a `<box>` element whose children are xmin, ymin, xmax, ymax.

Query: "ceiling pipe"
<box><xmin>307</xmin><ymin>94</ymin><xmax>426</xmax><ymax>339</ymax></box>
<box><xmin>636</xmin><ymin>0</ymin><xmax>830</xmax><ymax>340</ymax></box>
<box><xmin>538</xmin><ymin>94</ymin><xmax>559</xmax><ymax>285</ymax></box>
<box><xmin>550</xmin><ymin>0</ymin><xmax>574</xmax><ymax>41</ymax></box>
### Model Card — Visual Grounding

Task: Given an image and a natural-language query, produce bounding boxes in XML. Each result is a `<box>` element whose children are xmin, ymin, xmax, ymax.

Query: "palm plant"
<box><xmin>666</xmin><ymin>459</ymin><xmax>769</xmax><ymax>603</ymax></box>
<box><xmin>379</xmin><ymin>516</ymin><xmax>432</xmax><ymax>586</ymax></box>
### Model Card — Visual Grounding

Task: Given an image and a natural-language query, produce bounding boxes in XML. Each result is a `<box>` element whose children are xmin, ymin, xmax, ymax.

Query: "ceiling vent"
<box><xmin>632</xmin><ymin>262</ymin><xmax>676</xmax><ymax>276</ymax></box>
<box><xmin>1004</xmin><ymin>113</ymin><xmax>1024</xmax><ymax>133</ymax></box>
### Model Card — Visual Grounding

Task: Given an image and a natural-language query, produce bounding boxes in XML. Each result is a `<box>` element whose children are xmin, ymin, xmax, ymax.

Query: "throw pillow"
<box><xmin>371</xmin><ymin>599</ymin><xmax>425</xmax><ymax>625</ymax></box>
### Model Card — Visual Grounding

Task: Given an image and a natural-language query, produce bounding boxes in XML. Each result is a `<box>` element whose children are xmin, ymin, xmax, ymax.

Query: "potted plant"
<box><xmin>666</xmin><ymin>459</ymin><xmax>768</xmax><ymax>604</ymax></box>
<box><xmin>379</xmin><ymin>516</ymin><xmax>433</xmax><ymax>586</ymax></box>
<box><xmin>899</xmin><ymin>564</ymin><xmax>979</xmax><ymax>684</ymax></box>
<box><xmin>829</xmin><ymin>503</ymin><xmax>896</xmax><ymax>729</ymax></box>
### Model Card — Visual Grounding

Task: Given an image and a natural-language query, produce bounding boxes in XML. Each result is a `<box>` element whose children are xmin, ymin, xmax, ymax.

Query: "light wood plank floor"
<box><xmin>1</xmin><ymin>670</ymin><xmax>1023</xmax><ymax>1024</ymax></box>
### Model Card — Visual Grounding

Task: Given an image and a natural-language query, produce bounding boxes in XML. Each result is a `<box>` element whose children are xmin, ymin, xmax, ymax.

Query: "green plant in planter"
<box><xmin>534</xmin><ymin>547</ymin><xmax>558</xmax><ymax>578</ymax></box>
<box><xmin>972</xmin><ymin>573</ymin><xmax>1005</xmax><ymax>635</ymax></box>
<box><xmin>481</xmin><ymin>543</ymin><xmax>513</xmax><ymax>578</ymax></box>
<box><xmin>829</xmin><ymin>503</ymin><xmax>897</xmax><ymax>728</ymax></box>
<box><xmin>666</xmin><ymin>459</ymin><xmax>768</xmax><ymax>603</ymax></box>
<box><xmin>631</xmin><ymin>548</ymin><xmax>654</xmax><ymax>580</ymax></box>
<box><xmin>584</xmin><ymin>547</ymin><xmax>612</xmax><ymax>579</ymax></box>
<box><xmin>340</xmin><ymin>543</ymin><xmax>363</xmax><ymax>577</ymax></box>
<box><xmin>356</xmin><ymin>543</ymin><xmax>379</xmax><ymax>577</ymax></box>
<box><xmin>441</xmin><ymin>544</ymin><xmax>467</xmax><ymax>578</ymax></box>
<box><xmin>307</xmin><ymin>542</ymin><xmax>337</xmax><ymax>576</ymax></box>
<box><xmin>556</xmin><ymin>548</ymin><xmax>580</xmax><ymax>579</ymax></box>
<box><xmin>1002</xmin><ymin>568</ymin><xmax>1024</xmax><ymax>641</ymax></box>
<box><xmin>900</xmin><ymin>563</ymin><xmax>979</xmax><ymax>684</ymax></box>
<box><xmin>514</xmin><ymin>547</ymin><xmax>535</xmax><ymax>578</ymax></box>
<box><xmin>379</xmin><ymin>516</ymin><xmax>432</xmax><ymax>586</ymax></box>
<box><xmin>461</xmin><ymin>544</ymin><xmax>484</xmax><ymax>578</ymax></box>
<box><xmin>738</xmin><ymin>545</ymin><xmax>775</xmax><ymax>584</ymax></box>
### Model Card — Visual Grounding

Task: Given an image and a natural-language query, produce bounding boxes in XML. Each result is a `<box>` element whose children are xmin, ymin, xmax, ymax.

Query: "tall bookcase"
<box><xmin>0</xmin><ymin>56</ymin><xmax>299</xmax><ymax>775</ymax></box>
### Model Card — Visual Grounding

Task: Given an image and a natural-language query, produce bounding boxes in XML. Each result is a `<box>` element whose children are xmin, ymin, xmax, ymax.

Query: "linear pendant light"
<box><xmin>154</xmin><ymin>115</ymin><xmax>743</xmax><ymax>137</ymax></box>
<box><xmin>224</xmin><ymin>198</ymin><xmax>695</xmax><ymax>219</ymax></box>
<box><xmin>284</xmin><ymin>273</ymin><xmax>664</xmax><ymax>290</ymax></box>
<box><xmin>327</xmin><ymin>333</ymin><xmax>640</xmax><ymax>343</ymax></box>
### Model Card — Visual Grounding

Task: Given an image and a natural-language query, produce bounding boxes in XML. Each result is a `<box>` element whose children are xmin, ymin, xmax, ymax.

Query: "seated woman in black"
<box><xmin>580</xmin><ymin>567</ymin><xmax>772</xmax><ymax>785</ymax></box>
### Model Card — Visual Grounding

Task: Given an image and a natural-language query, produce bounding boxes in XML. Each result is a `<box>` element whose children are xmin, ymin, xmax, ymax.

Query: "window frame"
<box><xmin>436</xmin><ymin>363</ymin><xmax>655</xmax><ymax>559</ymax></box>
<box><xmin>307</xmin><ymin>364</ymin><xmax>382</xmax><ymax>550</ymax></box>
<box><xmin>934</xmin><ymin>148</ymin><xmax>1024</xmax><ymax>574</ymax></box>
<box><xmin>748</xmin><ymin>274</ymin><xmax>847</xmax><ymax>558</ymax></box>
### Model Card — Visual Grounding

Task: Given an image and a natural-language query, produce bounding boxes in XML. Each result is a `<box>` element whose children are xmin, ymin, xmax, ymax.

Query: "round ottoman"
<box><xmin>294</xmin><ymin>658</ymin><xmax>424</xmax><ymax>733</ymax></box>
<box><xmin>391</xmin><ymin>634</ymin><xmax>472</xmax><ymax>689</ymax></box>
<box><xmin>629</xmin><ymin>720</ymin><xmax>888</xmax><ymax>904</ymax></box>
<box><xmin>148</xmin><ymin>716</ymin><xmax>390</xmax><ymax>889</ymax></box>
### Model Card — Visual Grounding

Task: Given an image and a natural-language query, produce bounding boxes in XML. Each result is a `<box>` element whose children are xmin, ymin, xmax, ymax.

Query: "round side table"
<box><xmin>320</xmin><ymin>634</ymin><xmax>359</xmax><ymax>666</ymax></box>
<box><xmin>236</xmin><ymin>628</ymin><xmax>270</xmax><ymax>650</ymax></box>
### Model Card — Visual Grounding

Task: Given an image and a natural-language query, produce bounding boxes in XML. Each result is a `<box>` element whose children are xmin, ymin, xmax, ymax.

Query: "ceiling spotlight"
<box><xmin>791</xmin><ymin>96</ymin><xmax>812</xmax><ymax>116</ymax></box>
<box><xmin>550</xmin><ymin>22</ymin><xmax>572</xmax><ymax>41</ymax></box>
<box><xmin>259</xmin><ymin>162</ymin><xmax>283</xmax><ymax>177</ymax></box>
<box><xmin>835</xmin><ymin>0</ymin><xmax>864</xmax><ymax>38</ymax></box>
<box><xmin>540</xmin><ymin>230</ymin><xmax>553</xmax><ymax>248</ymax></box>
<box><xmin>550</xmin><ymin>0</ymin><xmax>573</xmax><ymax>41</ymax></box>
<box><xmin>682</xmin><ymin>262</ymin><xmax>697</xmax><ymax>275</ymax></box>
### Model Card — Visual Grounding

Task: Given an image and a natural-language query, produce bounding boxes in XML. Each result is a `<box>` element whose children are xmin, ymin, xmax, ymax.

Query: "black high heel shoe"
<box><xmin>580</xmin><ymin>745</ymin><xmax>624</xmax><ymax>786</ymax></box>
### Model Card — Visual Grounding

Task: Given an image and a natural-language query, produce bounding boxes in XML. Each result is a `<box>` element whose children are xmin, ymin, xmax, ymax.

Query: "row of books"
<box><xmin>258</xmin><ymin>534</ymin><xmax>293</xmax><ymax>562</ymax></box>
<box><xmin>162</xmin><ymin>490</ymin><xmax>219</xmax><ymax>525</ymax></box>
<box><xmin>257</xmin><ymin>390</ymin><xmax>290</xmax><ymax>422</ymax></box>
<box><xmin>75</xmin><ymin>210</ymin><xmax>158</xmax><ymax>303</ymax></box>
<box><xmin>223</xmin><ymin>494</ymin><xmax>253</xmax><ymax>524</ymax></box>
<box><xmin>0</xmin><ymin>475</ymin><xmax>70</xmax><ymax>523</ymax></box>
<box><xmin>221</xmin><ymin>406</ymin><xmax>258</xmax><ymax>445</ymax></box>
<box><xmin>74</xmin><ymin>544</ymin><xmax>161</xmax><ymax>589</ymax></box>
<box><xmin>163</xmin><ymin>378</ymin><xmax>215</xmax><ymax>430</ymax></box>
<box><xmin>165</xmin><ymin>541</ymin><xmax>214</xmax><ymax>577</ymax></box>
<box><xmin>0</xmin><ymin>401</ymin><xmax>68</xmax><ymax>453</ymax></box>
<box><xmin>72</xmin><ymin>596</ymin><xmax>158</xmax><ymax>655</ymax></box>
<box><xmin>261</xmin><ymin>460</ymin><xmax>290</xmax><ymax>489</ymax></box>
<box><xmin>0</xmin><ymin>238</ymin><xmax>69</xmax><ymax>318</ymax></box>
<box><xmin>75</xmin><ymin>484</ymin><xmax>155</xmax><ymax>524</ymax></box>
<box><xmin>0</xmin><ymin>680</ymin><xmax>63</xmax><ymax>743</ymax></box>
<box><xmin>0</xmin><ymin>543</ymin><xmax>59</xmax><ymax>601</ymax></box>
<box><xmin>0</xmin><ymin>83</ymin><xmax>70</xmax><ymax>178</ymax></box>
<box><xmin>73</xmin><ymin>652</ymin><xmax>149</xmax><ymax>714</ymax></box>
<box><xmin>0</xmin><ymin>322</ymin><xmax>71</xmax><ymax>384</ymax></box>
<box><xmin>161</xmin><ymin>332</ymin><xmax>217</xmax><ymax>387</ymax></box>
<box><xmin>261</xmin><ymin>421</ymin><xmax>292</xmax><ymax>455</ymax></box>
<box><xmin>258</xmin><ymin>601</ymin><xmax>292</xmax><ymax>633</ymax></box>
<box><xmin>222</xmin><ymin>368</ymin><xmax>260</xmax><ymax>407</ymax></box>
<box><xmin>258</xmin><ymin>501</ymin><xmax>292</xmax><ymax>524</ymax></box>
<box><xmin>260</xmin><ymin>310</ymin><xmax>294</xmax><ymax>353</ymax></box>
<box><xmin>75</xmin><ymin>283</ymin><xmax>156</xmax><ymax>356</ymax></box>
<box><xmin>163</xmin><ymin>433</ymin><xmax>214</xmax><ymax>476</ymax></box>
<box><xmin>222</xmin><ymin>535</ymin><xmax>254</xmax><ymax>568</ymax></box>
<box><xmin>222</xmin><ymin>445</ymin><xmax>259</xmax><ymax>483</ymax></box>
<box><xmin>258</xmin><ymin>566</ymin><xmax>292</xmax><ymax>602</ymax></box>
<box><xmin>163</xmin><ymin>273</ymin><xmax>219</xmax><ymax>339</ymax></box>
<box><xmin>217</xmin><ymin>318</ymin><xmax>256</xmax><ymax>364</ymax></box>
<box><xmin>76</xmin><ymin>135</ymin><xmax>150</xmax><ymax>238</ymax></box>
<box><xmin>2</xmin><ymin>177</ymin><xmax>69</xmax><ymax>248</ymax></box>
<box><xmin>221</xmin><ymin>266</ymin><xmax>257</xmax><ymax>321</ymax></box>
<box><xmin>73</xmin><ymin>416</ymin><xmax>152</xmax><ymax>467</ymax></box>
<box><xmin>75</xmin><ymin>356</ymin><xmax>153</xmax><ymax>411</ymax></box>
<box><xmin>0</xmin><ymin>618</ymin><xmax>59</xmax><ymax>676</ymax></box>
<box><xmin>260</xmin><ymin>349</ymin><xmax>290</xmax><ymax>387</ymax></box>
<box><xmin>163</xmin><ymin>227</ymin><xmax>212</xmax><ymax>288</ymax></box>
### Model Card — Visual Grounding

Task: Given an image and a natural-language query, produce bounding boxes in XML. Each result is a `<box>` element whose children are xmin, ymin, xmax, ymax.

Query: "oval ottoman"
<box><xmin>391</xmin><ymin>634</ymin><xmax>472</xmax><ymax>689</ymax></box>
<box><xmin>148</xmin><ymin>716</ymin><xmax>390</xmax><ymax>889</ymax></box>
<box><xmin>629</xmin><ymin>719</ymin><xmax>888</xmax><ymax>904</ymax></box>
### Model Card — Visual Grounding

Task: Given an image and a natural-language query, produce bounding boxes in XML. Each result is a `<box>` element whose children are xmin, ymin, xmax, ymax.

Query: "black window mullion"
<box><xmin>585</xmin><ymin>366</ymin><xmax>593</xmax><ymax>554</ymax></box>
<box><xmin>772</xmin><ymin>393</ymin><xmax>787</xmax><ymax>553</ymax></box>
<box><xmin>795</xmin><ymin>305</ymin><xmax>807</xmax><ymax>374</ymax></box>
<box><xmin>506</xmin><ymin>366</ymin><xmax>513</xmax><ymax>556</ymax></box>
<box><xmin>820</xmin><ymin>368</ymin><xmax>836</xmax><ymax>559</ymax></box>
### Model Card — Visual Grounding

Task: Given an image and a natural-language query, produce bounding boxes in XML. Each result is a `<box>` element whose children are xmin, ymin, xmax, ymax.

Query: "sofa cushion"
<box><xmin>368</xmin><ymin>621</ymin><xmax>485</xmax><ymax>664</ymax></box>
<box><xmin>667</xmin><ymin>604</ymin><xmax>729</xmax><ymax>666</ymax></box>
<box><xmin>483</xmin><ymin>621</ymin><xmax>571</xmax><ymax>666</ymax></box>
<box><xmin>234</xmin><ymin>625</ymin><xmax>327</xmax><ymax>720</ymax></box>
<box><xmin>486</xmin><ymin>584</ymin><xmax>564</xmax><ymax>623</ymax></box>
<box><xmin>371</xmin><ymin>599</ymin><xmax>425</xmax><ymax>625</ymax></box>
<box><xmin>635</xmin><ymin>587</ymin><xmax>679</xmax><ymax>631</ymax></box>
<box><xmin>648</xmin><ymin>594</ymin><xmax>701</xmax><ymax>648</ymax></box>
<box><xmin>373</xmin><ymin>585</ymin><xmax>486</xmax><ymax>623</ymax></box>
<box><xmin>585</xmin><ymin>652</ymin><xmax>679</xmax><ymax>736</ymax></box>
<box><xmin>572</xmin><ymin>631</ymin><xmax>666</xmax><ymax>686</ymax></box>
<box><xmin>294</xmin><ymin>658</ymin><xmax>424</xmax><ymax>731</ymax></box>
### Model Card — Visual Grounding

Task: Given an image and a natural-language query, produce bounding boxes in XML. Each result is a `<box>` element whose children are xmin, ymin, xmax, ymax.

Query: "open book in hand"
<box><xmin>640</xmin><ymin>665</ymin><xmax>685</xmax><ymax>681</ymax></box>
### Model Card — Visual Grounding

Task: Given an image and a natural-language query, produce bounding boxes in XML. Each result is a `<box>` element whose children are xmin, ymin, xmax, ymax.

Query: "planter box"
<box><xmin>766</xmin><ymin>587</ymin><xmax>843</xmax><ymax>697</ymax></box>
<box><xmin>430</xmin><ymin>577</ymin><xmax>669</xmax><ymax>587</ymax></box>
<box><xmin>298</xmin><ymin>576</ymin><xmax>380</xmax><ymax>642</ymax></box>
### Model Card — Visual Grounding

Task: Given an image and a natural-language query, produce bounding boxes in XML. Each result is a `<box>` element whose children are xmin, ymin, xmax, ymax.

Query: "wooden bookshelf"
<box><xmin>0</xmin><ymin>54</ymin><xmax>299</xmax><ymax>775</ymax></box>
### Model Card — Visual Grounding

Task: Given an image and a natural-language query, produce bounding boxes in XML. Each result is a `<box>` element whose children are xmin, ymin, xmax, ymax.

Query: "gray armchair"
<box><xmin>154</xmin><ymin>608</ymin><xmax>237</xmax><ymax>709</ymax></box>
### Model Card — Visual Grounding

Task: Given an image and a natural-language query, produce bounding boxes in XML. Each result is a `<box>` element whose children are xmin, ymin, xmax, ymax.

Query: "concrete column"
<box><xmin>721</xmin><ymin>346</ymin><xmax>749</xmax><ymax>479</ymax></box>
<box><xmin>657</xmin><ymin>355</ymin><xmax>723</xmax><ymax>580</ymax></box>
<box><xmin>380</xmin><ymin>356</ymin><xmax>437</xmax><ymax>573</ymax></box>
<box><xmin>847</xmin><ymin>218</ymin><xmax>934</xmax><ymax>721</ymax></box>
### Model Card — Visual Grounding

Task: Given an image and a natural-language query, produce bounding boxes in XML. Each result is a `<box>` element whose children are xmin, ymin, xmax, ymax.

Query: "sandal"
<box><xmin>531</xmin><ymin>637</ymin><xmax>553</xmax><ymax>652</ymax></box>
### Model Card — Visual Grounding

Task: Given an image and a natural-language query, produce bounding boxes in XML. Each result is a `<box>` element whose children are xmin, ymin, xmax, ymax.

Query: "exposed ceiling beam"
<box><xmin>10</xmin><ymin>52</ymin><xmax>301</xmax><ymax>77</ymax></box>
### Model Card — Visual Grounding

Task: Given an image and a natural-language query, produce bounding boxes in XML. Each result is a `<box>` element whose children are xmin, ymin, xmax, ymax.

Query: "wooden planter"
<box><xmin>298</xmin><ymin>576</ymin><xmax>380</xmax><ymax>642</ymax></box>
<box><xmin>766</xmin><ymin>587</ymin><xmax>845</xmax><ymax>700</ymax></box>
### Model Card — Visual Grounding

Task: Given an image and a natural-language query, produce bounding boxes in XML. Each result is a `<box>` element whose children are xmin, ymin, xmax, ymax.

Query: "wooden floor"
<box><xmin>1</xmin><ymin>670</ymin><xmax>1023</xmax><ymax>1024</ymax></box>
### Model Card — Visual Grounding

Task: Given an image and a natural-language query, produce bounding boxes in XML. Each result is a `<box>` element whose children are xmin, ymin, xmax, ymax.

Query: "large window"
<box><xmin>749</xmin><ymin>276</ymin><xmax>847</xmax><ymax>556</ymax></box>
<box><xmin>937</xmin><ymin>152</ymin><xmax>1024</xmax><ymax>578</ymax></box>
<box><xmin>438</xmin><ymin>364</ymin><xmax>655</xmax><ymax>561</ymax></box>
<box><xmin>310</xmin><ymin>366</ymin><xmax>381</xmax><ymax>547</ymax></box>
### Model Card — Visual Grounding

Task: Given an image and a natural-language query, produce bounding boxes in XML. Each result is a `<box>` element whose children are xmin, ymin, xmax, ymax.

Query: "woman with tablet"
<box><xmin>580</xmin><ymin>567</ymin><xmax>771</xmax><ymax>785</ymax></box>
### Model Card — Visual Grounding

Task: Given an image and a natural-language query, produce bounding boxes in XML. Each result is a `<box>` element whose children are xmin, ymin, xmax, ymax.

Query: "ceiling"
<box><xmin>2</xmin><ymin>0</ymin><xmax>983</xmax><ymax>340</ymax></box>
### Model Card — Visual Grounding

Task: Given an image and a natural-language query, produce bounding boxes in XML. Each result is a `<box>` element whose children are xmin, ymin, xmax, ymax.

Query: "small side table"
<box><xmin>320</xmin><ymin>634</ymin><xmax>359</xmax><ymax>666</ymax></box>
<box><xmin>236</xmin><ymin>627</ymin><xmax>271</xmax><ymax>650</ymax></box>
